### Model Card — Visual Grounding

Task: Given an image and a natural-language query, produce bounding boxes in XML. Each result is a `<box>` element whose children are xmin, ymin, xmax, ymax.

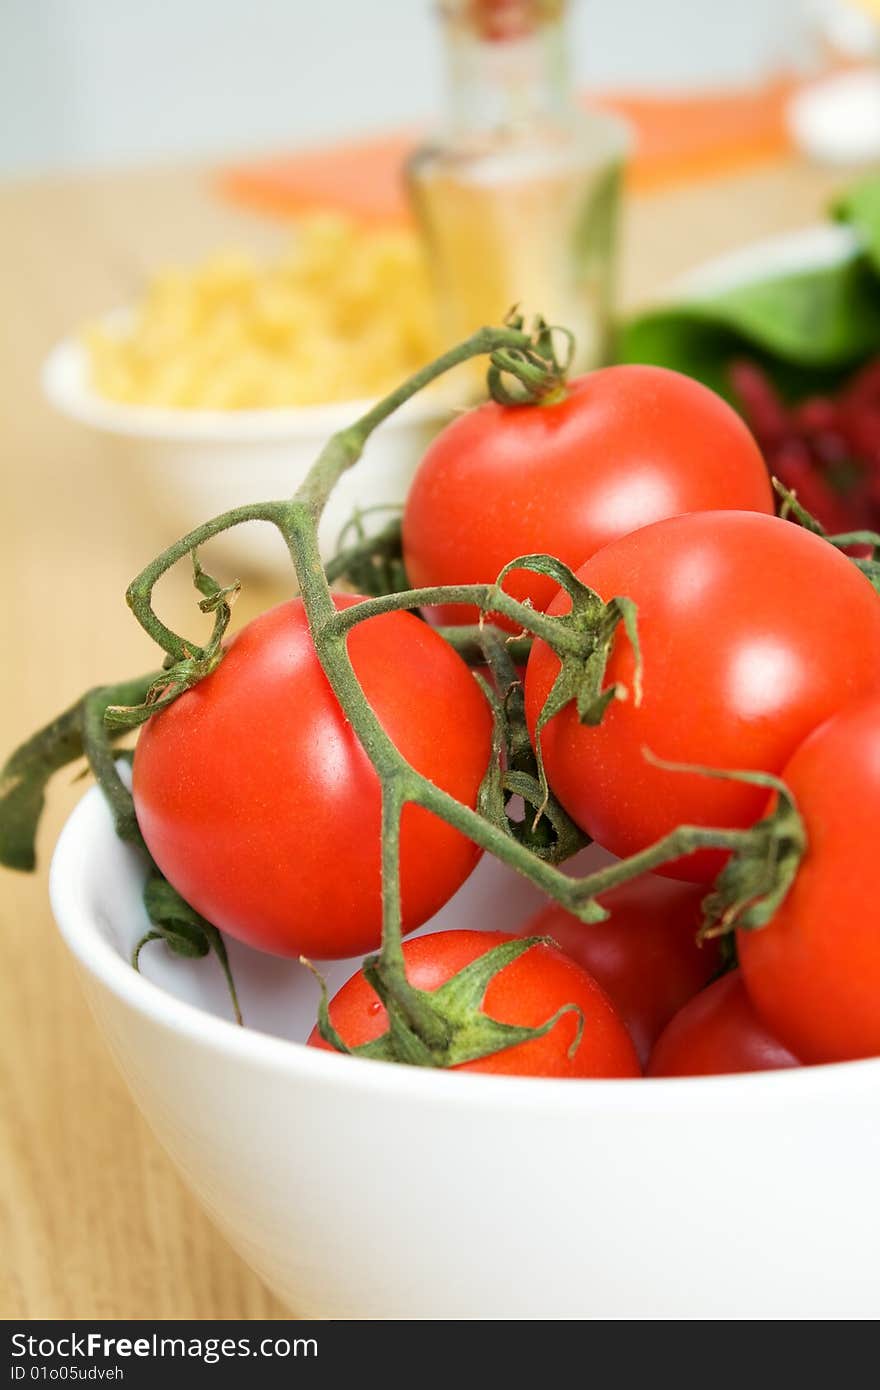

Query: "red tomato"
<box><xmin>738</xmin><ymin>695</ymin><xmax>880</xmax><ymax>1063</ymax></box>
<box><xmin>525</xmin><ymin>510</ymin><xmax>880</xmax><ymax>881</ymax></box>
<box><xmin>647</xmin><ymin>971</ymin><xmax>800</xmax><ymax>1077</ymax></box>
<box><xmin>521</xmin><ymin>876</ymin><xmax>719</xmax><ymax>1065</ymax></box>
<box><xmin>402</xmin><ymin>365</ymin><xmax>772</xmax><ymax>626</ymax></box>
<box><xmin>308</xmin><ymin>930</ymin><xmax>641</xmax><ymax>1078</ymax></box>
<box><xmin>132</xmin><ymin>597</ymin><xmax>492</xmax><ymax>960</ymax></box>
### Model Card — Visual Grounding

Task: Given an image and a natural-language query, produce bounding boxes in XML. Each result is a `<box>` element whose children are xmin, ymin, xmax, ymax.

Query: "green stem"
<box><xmin>324</xmin><ymin>513</ymin><xmax>404</xmax><ymax>587</ymax></box>
<box><xmin>123</xmin><ymin>327</ymin><xmax>535</xmax><ymax>661</ymax></box>
<box><xmin>437</xmin><ymin>626</ymin><xmax>532</xmax><ymax>667</ymax></box>
<box><xmin>126</xmin><ymin>502</ymin><xmax>287</xmax><ymax>662</ymax></box>
<box><xmin>295</xmin><ymin>326</ymin><xmax>532</xmax><ymax>519</ymax></box>
<box><xmin>277</xmin><ymin>407</ymin><xmax>751</xmax><ymax>922</ymax></box>
<box><xmin>406</xmin><ymin>779</ymin><xmax>752</xmax><ymax>919</ymax></box>
<box><xmin>80</xmin><ymin>682</ymin><xmax>153</xmax><ymax>847</ymax></box>
<box><xmin>0</xmin><ymin>675</ymin><xmax>154</xmax><ymax>871</ymax></box>
<box><xmin>113</xmin><ymin>319</ymin><xmax>794</xmax><ymax>1065</ymax></box>
<box><xmin>826</xmin><ymin>530</ymin><xmax>880</xmax><ymax>551</ymax></box>
<box><xmin>201</xmin><ymin>925</ymin><xmax>244</xmax><ymax>1027</ymax></box>
<box><xmin>378</xmin><ymin>784</ymin><xmax>407</xmax><ymax>974</ymax></box>
<box><xmin>326</xmin><ymin>583</ymin><xmax>583</xmax><ymax>654</ymax></box>
<box><xmin>372</xmin><ymin>784</ymin><xmax>451</xmax><ymax>1049</ymax></box>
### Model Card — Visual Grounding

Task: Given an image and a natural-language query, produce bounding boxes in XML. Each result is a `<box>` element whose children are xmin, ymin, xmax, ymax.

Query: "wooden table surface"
<box><xmin>0</xmin><ymin>156</ymin><xmax>848</xmax><ymax>1320</ymax></box>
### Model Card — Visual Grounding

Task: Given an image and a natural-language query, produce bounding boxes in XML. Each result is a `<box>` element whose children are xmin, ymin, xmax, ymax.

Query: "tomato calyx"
<box><xmin>774</xmin><ymin>478</ymin><xmax>880</xmax><ymax>594</ymax></box>
<box><xmin>702</xmin><ymin>778</ymin><xmax>805</xmax><ymax>938</ymax></box>
<box><xmin>519</xmin><ymin>757</ymin><xmax>807</xmax><ymax>944</ymax></box>
<box><xmin>511</xmin><ymin>553</ymin><xmax>641</xmax><ymax>814</ymax></box>
<box><xmin>325</xmin><ymin>507</ymin><xmax>409</xmax><ymax>597</ymax></box>
<box><xmin>134</xmin><ymin>870</ymin><xmax>242</xmax><ymax>1025</ymax></box>
<box><xmin>486</xmin><ymin>311</ymin><xmax>574</xmax><ymax>407</ymax></box>
<box><xmin>637</xmin><ymin>752</ymin><xmax>807</xmax><ymax>938</ymax></box>
<box><xmin>476</xmin><ymin>623</ymin><xmax>589</xmax><ymax>864</ymax></box>
<box><xmin>305</xmin><ymin>935</ymin><xmax>585</xmax><ymax>1068</ymax></box>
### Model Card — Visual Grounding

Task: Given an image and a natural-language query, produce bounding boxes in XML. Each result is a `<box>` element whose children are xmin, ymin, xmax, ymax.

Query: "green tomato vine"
<box><xmin>0</xmin><ymin>315</ymin><xmax>810</xmax><ymax>1067</ymax></box>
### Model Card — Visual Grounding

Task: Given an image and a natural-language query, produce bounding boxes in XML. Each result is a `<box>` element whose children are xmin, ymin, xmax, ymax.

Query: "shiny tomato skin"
<box><xmin>308</xmin><ymin>930</ymin><xmax>641</xmax><ymax>1078</ymax></box>
<box><xmin>522</xmin><ymin>876</ymin><xmax>719</xmax><ymax>1065</ymax></box>
<box><xmin>525</xmin><ymin>510</ymin><xmax>880</xmax><ymax>881</ymax></box>
<box><xmin>402</xmin><ymin>365</ymin><xmax>772</xmax><ymax>626</ymax></box>
<box><xmin>132</xmin><ymin>597</ymin><xmax>493</xmax><ymax>960</ymax></box>
<box><xmin>647</xmin><ymin>971</ymin><xmax>800</xmax><ymax>1077</ymax></box>
<box><xmin>738</xmin><ymin>695</ymin><xmax>880</xmax><ymax>1063</ymax></box>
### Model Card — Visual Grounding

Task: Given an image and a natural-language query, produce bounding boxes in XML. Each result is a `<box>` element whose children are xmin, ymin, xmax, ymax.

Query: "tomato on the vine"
<box><xmin>308</xmin><ymin>930</ymin><xmax>641</xmax><ymax>1078</ymax></box>
<box><xmin>738</xmin><ymin>694</ymin><xmax>880</xmax><ymax>1063</ymax></box>
<box><xmin>402</xmin><ymin>365</ymin><xmax>772</xmax><ymax>626</ymax></box>
<box><xmin>521</xmin><ymin>876</ymin><xmax>719</xmax><ymax>1065</ymax></box>
<box><xmin>525</xmin><ymin>510</ymin><xmax>880</xmax><ymax>881</ymax></box>
<box><xmin>647</xmin><ymin>971</ymin><xmax>800</xmax><ymax>1077</ymax></box>
<box><xmin>132</xmin><ymin>597</ymin><xmax>493</xmax><ymax>960</ymax></box>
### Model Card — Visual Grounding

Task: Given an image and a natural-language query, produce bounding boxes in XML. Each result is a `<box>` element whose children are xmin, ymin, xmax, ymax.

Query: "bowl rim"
<box><xmin>41</xmin><ymin>326</ymin><xmax>456</xmax><ymax>443</ymax></box>
<box><xmin>664</xmin><ymin>220</ymin><xmax>858</xmax><ymax>302</ymax></box>
<box><xmin>49</xmin><ymin>785</ymin><xmax>880</xmax><ymax>1112</ymax></box>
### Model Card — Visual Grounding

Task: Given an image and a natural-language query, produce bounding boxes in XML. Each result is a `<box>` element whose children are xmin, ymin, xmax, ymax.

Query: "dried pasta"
<box><xmin>84</xmin><ymin>216</ymin><xmax>438</xmax><ymax>409</ymax></box>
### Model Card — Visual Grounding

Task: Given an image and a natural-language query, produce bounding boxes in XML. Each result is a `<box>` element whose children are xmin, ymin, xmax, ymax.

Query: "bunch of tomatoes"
<box><xmin>131</xmin><ymin>363</ymin><xmax>880</xmax><ymax>1080</ymax></box>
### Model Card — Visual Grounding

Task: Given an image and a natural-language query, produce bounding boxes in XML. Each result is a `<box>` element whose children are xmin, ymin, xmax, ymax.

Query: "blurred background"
<box><xmin>4</xmin><ymin>0</ymin><xmax>880</xmax><ymax>1324</ymax></box>
<box><xmin>0</xmin><ymin>0</ymin><xmax>828</xmax><ymax>177</ymax></box>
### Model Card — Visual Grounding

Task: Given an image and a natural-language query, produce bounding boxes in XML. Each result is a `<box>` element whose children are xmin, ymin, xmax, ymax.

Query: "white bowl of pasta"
<box><xmin>42</xmin><ymin>329</ymin><xmax>454</xmax><ymax>573</ymax></box>
<box><xmin>42</xmin><ymin>219</ymin><xmax>455</xmax><ymax>572</ymax></box>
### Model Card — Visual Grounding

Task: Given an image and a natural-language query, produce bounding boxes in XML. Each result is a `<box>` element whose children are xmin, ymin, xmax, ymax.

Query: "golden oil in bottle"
<box><xmin>408</xmin><ymin>0</ymin><xmax>629</xmax><ymax>385</ymax></box>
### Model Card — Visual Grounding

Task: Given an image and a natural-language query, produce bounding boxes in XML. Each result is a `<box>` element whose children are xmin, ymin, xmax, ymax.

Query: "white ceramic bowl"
<box><xmin>50</xmin><ymin>785</ymin><xmax>880</xmax><ymax>1320</ymax></box>
<box><xmin>667</xmin><ymin>221</ymin><xmax>858</xmax><ymax>300</ymax></box>
<box><xmin>42</xmin><ymin>330</ymin><xmax>455</xmax><ymax>573</ymax></box>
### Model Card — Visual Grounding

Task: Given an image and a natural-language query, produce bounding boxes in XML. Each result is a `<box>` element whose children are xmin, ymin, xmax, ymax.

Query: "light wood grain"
<box><xmin>0</xmin><ymin>157</ymin><xmax>849</xmax><ymax>1319</ymax></box>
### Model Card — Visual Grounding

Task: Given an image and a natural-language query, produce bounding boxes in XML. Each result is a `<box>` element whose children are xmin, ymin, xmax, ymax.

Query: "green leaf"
<box><xmin>142</xmin><ymin>874</ymin><xmax>211</xmax><ymax>957</ymax></box>
<box><xmin>0</xmin><ymin>679</ymin><xmax>152</xmax><ymax>871</ymax></box>
<box><xmin>138</xmin><ymin>871</ymin><xmax>243</xmax><ymax>1023</ymax></box>
<box><xmin>835</xmin><ymin>175</ymin><xmax>880</xmax><ymax>274</ymax></box>
<box><xmin>617</xmin><ymin>255</ymin><xmax>880</xmax><ymax>401</ymax></box>
<box><xmin>0</xmin><ymin>701</ymin><xmax>84</xmax><ymax>870</ymax></box>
